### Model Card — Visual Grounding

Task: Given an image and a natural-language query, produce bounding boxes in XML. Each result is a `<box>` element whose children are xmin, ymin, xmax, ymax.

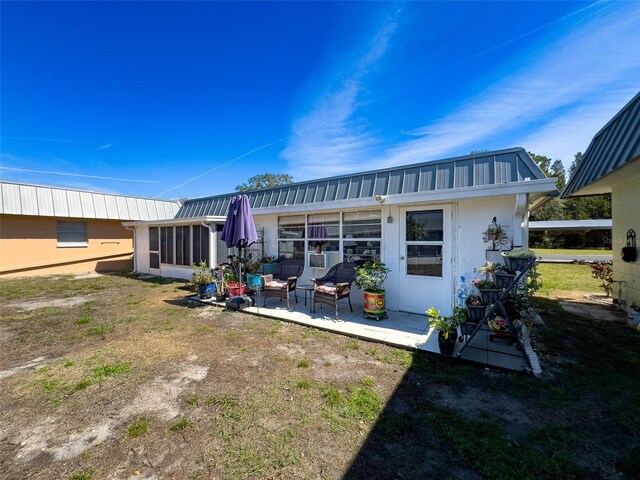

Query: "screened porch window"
<box><xmin>175</xmin><ymin>226</ymin><xmax>191</xmax><ymax>266</ymax></box>
<box><xmin>149</xmin><ymin>226</ymin><xmax>160</xmax><ymax>269</ymax></box>
<box><xmin>160</xmin><ymin>227</ymin><xmax>174</xmax><ymax>264</ymax></box>
<box><xmin>192</xmin><ymin>225</ymin><xmax>210</xmax><ymax>266</ymax></box>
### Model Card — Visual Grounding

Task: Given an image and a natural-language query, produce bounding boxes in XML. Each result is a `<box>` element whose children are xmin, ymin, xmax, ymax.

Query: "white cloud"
<box><xmin>282</xmin><ymin>2</ymin><xmax>640</xmax><ymax>177</ymax></box>
<box><xmin>385</xmin><ymin>2</ymin><xmax>640</xmax><ymax>166</ymax></box>
<box><xmin>96</xmin><ymin>143</ymin><xmax>112</xmax><ymax>150</ymax></box>
<box><xmin>281</xmin><ymin>15</ymin><xmax>398</xmax><ymax>179</ymax></box>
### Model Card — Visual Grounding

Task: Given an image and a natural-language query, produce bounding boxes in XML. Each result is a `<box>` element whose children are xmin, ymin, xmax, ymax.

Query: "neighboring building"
<box><xmin>562</xmin><ymin>92</ymin><xmax>640</xmax><ymax>311</ymax></box>
<box><xmin>125</xmin><ymin>147</ymin><xmax>556</xmax><ymax>315</ymax></box>
<box><xmin>0</xmin><ymin>182</ymin><xmax>180</xmax><ymax>277</ymax></box>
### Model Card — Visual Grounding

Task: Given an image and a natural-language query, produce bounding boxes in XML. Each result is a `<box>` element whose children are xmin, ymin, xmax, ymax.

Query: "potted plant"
<box><xmin>502</xmin><ymin>248</ymin><xmax>536</xmax><ymax>273</ymax></box>
<box><xmin>259</xmin><ymin>255</ymin><xmax>279</xmax><ymax>275</ymax></box>
<box><xmin>355</xmin><ymin>260</ymin><xmax>391</xmax><ymax>320</ymax></box>
<box><xmin>426</xmin><ymin>307</ymin><xmax>459</xmax><ymax>355</ymax></box>
<box><xmin>245</xmin><ymin>259</ymin><xmax>263</xmax><ymax>290</ymax></box>
<box><xmin>473</xmin><ymin>279</ymin><xmax>500</xmax><ymax>304</ymax></box>
<box><xmin>452</xmin><ymin>305</ymin><xmax>476</xmax><ymax>339</ymax></box>
<box><xmin>192</xmin><ymin>262</ymin><xmax>216</xmax><ymax>299</ymax></box>
<box><xmin>465</xmin><ymin>295</ymin><xmax>486</xmax><ymax>322</ymax></box>
<box><xmin>223</xmin><ymin>267</ymin><xmax>245</xmax><ymax>298</ymax></box>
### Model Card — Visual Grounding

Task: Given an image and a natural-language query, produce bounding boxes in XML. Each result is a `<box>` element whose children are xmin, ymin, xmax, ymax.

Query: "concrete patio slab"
<box><xmin>186</xmin><ymin>295</ymin><xmax>536</xmax><ymax>373</ymax></box>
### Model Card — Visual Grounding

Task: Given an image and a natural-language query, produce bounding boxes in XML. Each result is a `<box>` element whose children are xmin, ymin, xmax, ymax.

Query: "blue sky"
<box><xmin>1</xmin><ymin>1</ymin><xmax>639</xmax><ymax>200</ymax></box>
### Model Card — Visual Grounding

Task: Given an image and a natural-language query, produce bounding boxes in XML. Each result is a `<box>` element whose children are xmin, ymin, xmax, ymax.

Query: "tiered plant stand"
<box><xmin>458</xmin><ymin>255</ymin><xmax>537</xmax><ymax>372</ymax></box>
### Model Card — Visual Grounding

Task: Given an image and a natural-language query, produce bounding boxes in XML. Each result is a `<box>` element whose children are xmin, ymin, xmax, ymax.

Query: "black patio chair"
<box><xmin>311</xmin><ymin>262</ymin><xmax>357</xmax><ymax>319</ymax></box>
<box><xmin>262</xmin><ymin>259</ymin><xmax>304</xmax><ymax>310</ymax></box>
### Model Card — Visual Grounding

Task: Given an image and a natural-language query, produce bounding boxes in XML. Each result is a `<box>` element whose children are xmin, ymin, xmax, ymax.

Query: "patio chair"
<box><xmin>262</xmin><ymin>259</ymin><xmax>304</xmax><ymax>310</ymax></box>
<box><xmin>311</xmin><ymin>262</ymin><xmax>357</xmax><ymax>319</ymax></box>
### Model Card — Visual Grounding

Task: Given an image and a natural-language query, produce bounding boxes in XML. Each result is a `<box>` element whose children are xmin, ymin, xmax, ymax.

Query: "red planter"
<box><xmin>227</xmin><ymin>285</ymin><xmax>245</xmax><ymax>298</ymax></box>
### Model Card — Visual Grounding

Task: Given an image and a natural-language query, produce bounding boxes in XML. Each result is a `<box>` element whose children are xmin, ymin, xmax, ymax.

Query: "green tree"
<box><xmin>235</xmin><ymin>173</ymin><xmax>294</xmax><ymax>192</ymax></box>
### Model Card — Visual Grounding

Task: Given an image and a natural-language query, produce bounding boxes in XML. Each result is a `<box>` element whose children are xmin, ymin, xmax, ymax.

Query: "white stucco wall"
<box><xmin>612</xmin><ymin>176</ymin><xmax>640</xmax><ymax>310</ymax></box>
<box><xmin>135</xmin><ymin>225</ymin><xmax>150</xmax><ymax>273</ymax></box>
<box><xmin>129</xmin><ymin>193</ymin><xmax>527</xmax><ymax>313</ymax></box>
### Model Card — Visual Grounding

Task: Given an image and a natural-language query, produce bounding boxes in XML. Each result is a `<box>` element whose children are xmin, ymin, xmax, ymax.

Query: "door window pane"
<box><xmin>406</xmin><ymin>211</ymin><xmax>443</xmax><ymax>241</ymax></box>
<box><xmin>150</xmin><ymin>252</ymin><xmax>160</xmax><ymax>269</ymax></box>
<box><xmin>407</xmin><ymin>245</ymin><xmax>442</xmax><ymax>277</ymax></box>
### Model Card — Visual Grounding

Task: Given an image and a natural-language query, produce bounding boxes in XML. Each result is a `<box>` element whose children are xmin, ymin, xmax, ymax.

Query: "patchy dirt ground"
<box><xmin>1</xmin><ymin>274</ymin><xmax>639</xmax><ymax>480</ymax></box>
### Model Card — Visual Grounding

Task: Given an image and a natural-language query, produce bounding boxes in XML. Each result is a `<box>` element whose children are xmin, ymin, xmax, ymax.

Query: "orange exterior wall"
<box><xmin>0</xmin><ymin>215</ymin><xmax>134</xmax><ymax>277</ymax></box>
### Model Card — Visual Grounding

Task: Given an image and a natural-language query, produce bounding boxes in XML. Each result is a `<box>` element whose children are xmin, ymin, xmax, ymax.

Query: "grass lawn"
<box><xmin>1</xmin><ymin>273</ymin><xmax>639</xmax><ymax>479</ymax></box>
<box><xmin>537</xmin><ymin>263</ymin><xmax>602</xmax><ymax>297</ymax></box>
<box><xmin>533</xmin><ymin>248</ymin><xmax>612</xmax><ymax>255</ymax></box>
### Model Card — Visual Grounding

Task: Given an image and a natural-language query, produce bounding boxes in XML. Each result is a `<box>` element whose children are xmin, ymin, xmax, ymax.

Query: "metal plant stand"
<box><xmin>457</xmin><ymin>255</ymin><xmax>537</xmax><ymax>372</ymax></box>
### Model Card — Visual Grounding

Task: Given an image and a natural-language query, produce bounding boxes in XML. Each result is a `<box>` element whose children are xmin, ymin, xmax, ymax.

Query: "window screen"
<box><xmin>57</xmin><ymin>222</ymin><xmax>87</xmax><ymax>247</ymax></box>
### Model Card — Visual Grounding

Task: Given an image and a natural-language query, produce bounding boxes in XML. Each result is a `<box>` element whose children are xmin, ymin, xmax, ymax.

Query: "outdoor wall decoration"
<box><xmin>622</xmin><ymin>229</ymin><xmax>637</xmax><ymax>263</ymax></box>
<box><xmin>482</xmin><ymin>217</ymin><xmax>512</xmax><ymax>251</ymax></box>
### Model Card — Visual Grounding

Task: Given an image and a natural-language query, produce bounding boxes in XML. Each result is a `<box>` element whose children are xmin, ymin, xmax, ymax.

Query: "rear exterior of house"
<box><xmin>562</xmin><ymin>92</ymin><xmax>640</xmax><ymax>311</ymax></box>
<box><xmin>126</xmin><ymin>147</ymin><xmax>556</xmax><ymax>315</ymax></box>
<box><xmin>0</xmin><ymin>182</ymin><xmax>180</xmax><ymax>277</ymax></box>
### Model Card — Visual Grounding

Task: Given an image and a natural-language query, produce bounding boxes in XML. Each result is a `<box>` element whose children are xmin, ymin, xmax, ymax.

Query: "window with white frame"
<box><xmin>57</xmin><ymin>221</ymin><xmax>88</xmax><ymax>247</ymax></box>
<box><xmin>277</xmin><ymin>211</ymin><xmax>382</xmax><ymax>268</ymax></box>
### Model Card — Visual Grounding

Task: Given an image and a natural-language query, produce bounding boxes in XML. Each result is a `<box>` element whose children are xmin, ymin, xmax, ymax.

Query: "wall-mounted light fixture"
<box><xmin>375</xmin><ymin>195</ymin><xmax>385</xmax><ymax>204</ymax></box>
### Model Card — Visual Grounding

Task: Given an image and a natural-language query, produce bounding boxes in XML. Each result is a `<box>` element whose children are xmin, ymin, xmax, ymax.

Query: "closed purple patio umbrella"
<box><xmin>220</xmin><ymin>195</ymin><xmax>258</xmax><ymax>286</ymax></box>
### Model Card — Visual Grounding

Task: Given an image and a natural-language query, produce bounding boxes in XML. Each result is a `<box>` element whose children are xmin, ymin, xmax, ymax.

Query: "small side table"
<box><xmin>296</xmin><ymin>284</ymin><xmax>314</xmax><ymax>312</ymax></box>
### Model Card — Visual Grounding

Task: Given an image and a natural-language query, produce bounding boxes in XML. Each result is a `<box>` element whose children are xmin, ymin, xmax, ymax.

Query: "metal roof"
<box><xmin>0</xmin><ymin>181</ymin><xmax>180</xmax><ymax>221</ymax></box>
<box><xmin>529</xmin><ymin>219</ymin><xmax>612</xmax><ymax>231</ymax></box>
<box><xmin>176</xmin><ymin>147</ymin><xmax>547</xmax><ymax>218</ymax></box>
<box><xmin>562</xmin><ymin>92</ymin><xmax>640</xmax><ymax>197</ymax></box>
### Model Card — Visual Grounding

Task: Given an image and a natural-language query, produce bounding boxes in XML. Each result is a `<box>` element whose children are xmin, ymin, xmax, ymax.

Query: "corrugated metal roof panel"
<box><xmin>67</xmin><ymin>191</ymin><xmax>83</xmax><ymax>218</ymax></box>
<box><xmin>562</xmin><ymin>92</ymin><xmax>640</xmax><ymax>197</ymax></box>
<box><xmin>79</xmin><ymin>192</ymin><xmax>96</xmax><ymax>218</ymax></box>
<box><xmin>403</xmin><ymin>167</ymin><xmax>419</xmax><ymax>193</ymax></box>
<box><xmin>419</xmin><ymin>165</ymin><xmax>436</xmax><ymax>191</ymax></box>
<box><xmin>436</xmin><ymin>164</ymin><xmax>453</xmax><ymax>190</ymax></box>
<box><xmin>2</xmin><ymin>183</ymin><xmax>21</xmax><ymax>214</ymax></box>
<box><xmin>104</xmin><ymin>195</ymin><xmax>118</xmax><ymax>219</ymax></box>
<box><xmin>36</xmin><ymin>187</ymin><xmax>54</xmax><ymax>216</ymax></box>
<box><xmin>454</xmin><ymin>160</ymin><xmax>473</xmax><ymax>188</ymax></box>
<box><xmin>125</xmin><ymin>198</ymin><xmax>139</xmax><ymax>220</ymax></box>
<box><xmin>93</xmin><ymin>194</ymin><xmax>108</xmax><ymax>218</ymax></box>
<box><xmin>175</xmin><ymin>147</ymin><xmax>549</xmax><ymax>218</ymax></box>
<box><xmin>52</xmin><ymin>189</ymin><xmax>69</xmax><ymax>217</ymax></box>
<box><xmin>0</xmin><ymin>181</ymin><xmax>179</xmax><ymax>220</ymax></box>
<box><xmin>474</xmin><ymin>156</ymin><xmax>493</xmax><ymax>186</ymax></box>
<box><xmin>336</xmin><ymin>178</ymin><xmax>349</xmax><ymax>200</ymax></box>
<box><xmin>20</xmin><ymin>185</ymin><xmax>39</xmax><ymax>216</ymax></box>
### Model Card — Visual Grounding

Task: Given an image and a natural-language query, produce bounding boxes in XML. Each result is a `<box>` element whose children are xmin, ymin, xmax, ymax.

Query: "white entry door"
<box><xmin>397</xmin><ymin>205</ymin><xmax>453</xmax><ymax>314</ymax></box>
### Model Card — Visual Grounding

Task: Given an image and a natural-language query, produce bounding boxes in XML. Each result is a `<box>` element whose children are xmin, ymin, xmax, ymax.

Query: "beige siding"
<box><xmin>612</xmin><ymin>176</ymin><xmax>640</xmax><ymax>310</ymax></box>
<box><xmin>0</xmin><ymin>215</ymin><xmax>133</xmax><ymax>277</ymax></box>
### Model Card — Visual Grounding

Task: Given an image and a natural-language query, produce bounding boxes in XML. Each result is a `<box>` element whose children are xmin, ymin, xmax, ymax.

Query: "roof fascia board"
<box><xmin>123</xmin><ymin>216</ymin><xmax>225</xmax><ymax>227</ymax></box>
